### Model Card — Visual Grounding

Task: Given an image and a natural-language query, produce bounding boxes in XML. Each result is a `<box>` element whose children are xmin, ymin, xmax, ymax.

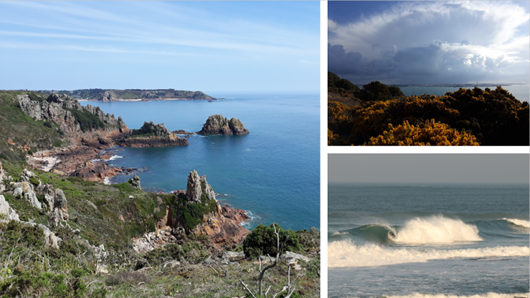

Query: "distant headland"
<box><xmin>22</xmin><ymin>89</ymin><xmax>224</xmax><ymax>102</ymax></box>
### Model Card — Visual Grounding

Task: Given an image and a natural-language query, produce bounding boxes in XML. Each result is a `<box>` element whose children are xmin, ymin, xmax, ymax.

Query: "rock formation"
<box><xmin>185</xmin><ymin>170</ymin><xmax>250</xmax><ymax>246</ymax></box>
<box><xmin>118</xmin><ymin>122</ymin><xmax>189</xmax><ymax>148</ymax></box>
<box><xmin>0</xmin><ymin>195</ymin><xmax>20</xmax><ymax>221</ymax></box>
<box><xmin>128</xmin><ymin>174</ymin><xmax>141</xmax><ymax>189</ymax></box>
<box><xmin>132</xmin><ymin>170</ymin><xmax>249</xmax><ymax>253</ymax></box>
<box><xmin>197</xmin><ymin>115</ymin><xmax>249</xmax><ymax>135</ymax></box>
<box><xmin>186</xmin><ymin>170</ymin><xmax>216</xmax><ymax>204</ymax></box>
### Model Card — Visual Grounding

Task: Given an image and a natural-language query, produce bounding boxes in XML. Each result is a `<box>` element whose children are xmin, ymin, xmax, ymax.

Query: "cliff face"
<box><xmin>197</xmin><ymin>115</ymin><xmax>249</xmax><ymax>136</ymax></box>
<box><xmin>17</xmin><ymin>93</ymin><xmax>128</xmax><ymax>137</ymax></box>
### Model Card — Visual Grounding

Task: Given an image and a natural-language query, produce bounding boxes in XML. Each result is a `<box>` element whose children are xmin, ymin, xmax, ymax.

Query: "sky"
<box><xmin>0</xmin><ymin>1</ymin><xmax>320</xmax><ymax>94</ymax></box>
<box><xmin>329</xmin><ymin>154</ymin><xmax>530</xmax><ymax>184</ymax></box>
<box><xmin>329</xmin><ymin>1</ymin><xmax>530</xmax><ymax>85</ymax></box>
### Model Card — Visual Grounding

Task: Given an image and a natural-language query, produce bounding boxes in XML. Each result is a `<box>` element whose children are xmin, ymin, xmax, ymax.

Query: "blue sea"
<box><xmin>329</xmin><ymin>183</ymin><xmax>530</xmax><ymax>298</ymax></box>
<box><xmin>399</xmin><ymin>85</ymin><xmax>529</xmax><ymax>102</ymax></box>
<box><xmin>81</xmin><ymin>92</ymin><xmax>319</xmax><ymax>231</ymax></box>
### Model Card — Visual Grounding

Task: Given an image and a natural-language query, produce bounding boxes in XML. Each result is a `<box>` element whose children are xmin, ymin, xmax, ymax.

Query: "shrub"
<box><xmin>243</xmin><ymin>223</ymin><xmax>301</xmax><ymax>259</ymax></box>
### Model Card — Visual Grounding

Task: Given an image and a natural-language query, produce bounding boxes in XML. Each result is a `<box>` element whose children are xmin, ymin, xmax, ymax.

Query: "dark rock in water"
<box><xmin>197</xmin><ymin>115</ymin><xmax>249</xmax><ymax>135</ymax></box>
<box><xmin>118</xmin><ymin>121</ymin><xmax>189</xmax><ymax>147</ymax></box>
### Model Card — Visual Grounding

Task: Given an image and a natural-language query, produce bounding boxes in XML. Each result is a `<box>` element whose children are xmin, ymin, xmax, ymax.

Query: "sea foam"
<box><xmin>385</xmin><ymin>293</ymin><xmax>529</xmax><ymax>298</ymax></box>
<box><xmin>394</xmin><ymin>215</ymin><xmax>482</xmax><ymax>244</ymax></box>
<box><xmin>328</xmin><ymin>240</ymin><xmax>529</xmax><ymax>268</ymax></box>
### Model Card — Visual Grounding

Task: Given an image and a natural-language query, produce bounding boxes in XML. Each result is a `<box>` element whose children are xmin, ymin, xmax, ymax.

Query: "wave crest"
<box><xmin>394</xmin><ymin>216</ymin><xmax>482</xmax><ymax>244</ymax></box>
<box><xmin>502</xmin><ymin>218</ymin><xmax>530</xmax><ymax>229</ymax></box>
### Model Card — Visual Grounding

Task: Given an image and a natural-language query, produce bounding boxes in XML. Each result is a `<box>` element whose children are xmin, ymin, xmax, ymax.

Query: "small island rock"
<box><xmin>197</xmin><ymin>115</ymin><xmax>249</xmax><ymax>136</ymax></box>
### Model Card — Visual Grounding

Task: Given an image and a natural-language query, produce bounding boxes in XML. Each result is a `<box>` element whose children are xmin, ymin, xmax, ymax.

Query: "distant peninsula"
<box><xmin>31</xmin><ymin>88</ymin><xmax>220</xmax><ymax>102</ymax></box>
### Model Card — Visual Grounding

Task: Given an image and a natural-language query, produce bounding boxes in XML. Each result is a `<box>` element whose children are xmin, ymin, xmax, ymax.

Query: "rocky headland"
<box><xmin>197</xmin><ymin>114</ymin><xmax>249</xmax><ymax>135</ymax></box>
<box><xmin>35</xmin><ymin>89</ymin><xmax>216</xmax><ymax>102</ymax></box>
<box><xmin>14</xmin><ymin>93</ymin><xmax>189</xmax><ymax>182</ymax></box>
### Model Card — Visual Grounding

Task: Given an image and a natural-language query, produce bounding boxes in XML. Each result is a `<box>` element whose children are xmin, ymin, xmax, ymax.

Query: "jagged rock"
<box><xmin>38</xmin><ymin>224</ymin><xmax>60</xmax><ymax>249</ymax></box>
<box><xmin>24</xmin><ymin>188</ymin><xmax>42</xmax><ymax>210</ymax></box>
<box><xmin>0</xmin><ymin>195</ymin><xmax>20</xmax><ymax>221</ymax></box>
<box><xmin>186</xmin><ymin>170</ymin><xmax>216</xmax><ymax>204</ymax></box>
<box><xmin>42</xmin><ymin>184</ymin><xmax>55</xmax><ymax>211</ymax></box>
<box><xmin>129</xmin><ymin>174</ymin><xmax>141</xmax><ymax>189</ymax></box>
<box><xmin>50</xmin><ymin>189</ymin><xmax>68</xmax><ymax>223</ymax></box>
<box><xmin>138</xmin><ymin>121</ymin><xmax>171</xmax><ymax>137</ymax></box>
<box><xmin>197</xmin><ymin>115</ymin><xmax>249</xmax><ymax>136</ymax></box>
<box><xmin>222</xmin><ymin>251</ymin><xmax>245</xmax><ymax>262</ymax></box>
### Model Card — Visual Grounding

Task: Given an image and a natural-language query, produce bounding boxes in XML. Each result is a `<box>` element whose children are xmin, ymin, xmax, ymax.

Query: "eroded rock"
<box><xmin>197</xmin><ymin>115</ymin><xmax>249</xmax><ymax>135</ymax></box>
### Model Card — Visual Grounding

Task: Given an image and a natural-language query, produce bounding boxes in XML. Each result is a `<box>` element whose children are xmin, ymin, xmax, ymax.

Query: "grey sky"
<box><xmin>329</xmin><ymin>154</ymin><xmax>529</xmax><ymax>184</ymax></box>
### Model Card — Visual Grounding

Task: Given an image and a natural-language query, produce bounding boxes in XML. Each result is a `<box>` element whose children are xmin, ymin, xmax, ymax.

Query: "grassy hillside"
<box><xmin>0</xmin><ymin>91</ymin><xmax>64</xmax><ymax>162</ymax></box>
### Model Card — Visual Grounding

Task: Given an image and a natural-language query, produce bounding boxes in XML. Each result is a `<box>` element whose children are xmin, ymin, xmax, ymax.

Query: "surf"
<box><xmin>394</xmin><ymin>215</ymin><xmax>483</xmax><ymax>244</ymax></box>
<box><xmin>328</xmin><ymin>239</ymin><xmax>529</xmax><ymax>268</ymax></box>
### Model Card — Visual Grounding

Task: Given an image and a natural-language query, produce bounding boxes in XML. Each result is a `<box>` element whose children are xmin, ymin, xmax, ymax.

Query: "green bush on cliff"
<box><xmin>243</xmin><ymin>223</ymin><xmax>301</xmax><ymax>259</ymax></box>
<box><xmin>66</xmin><ymin>108</ymin><xmax>105</xmax><ymax>132</ymax></box>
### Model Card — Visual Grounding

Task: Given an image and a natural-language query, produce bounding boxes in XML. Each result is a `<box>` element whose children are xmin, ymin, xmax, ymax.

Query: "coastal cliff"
<box><xmin>197</xmin><ymin>114</ymin><xmax>249</xmax><ymax>135</ymax></box>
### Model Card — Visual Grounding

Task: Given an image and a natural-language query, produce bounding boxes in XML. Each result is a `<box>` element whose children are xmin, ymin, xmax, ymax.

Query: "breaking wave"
<box><xmin>502</xmin><ymin>218</ymin><xmax>530</xmax><ymax>229</ymax></box>
<box><xmin>394</xmin><ymin>216</ymin><xmax>482</xmax><ymax>244</ymax></box>
<box><xmin>328</xmin><ymin>240</ymin><xmax>529</xmax><ymax>267</ymax></box>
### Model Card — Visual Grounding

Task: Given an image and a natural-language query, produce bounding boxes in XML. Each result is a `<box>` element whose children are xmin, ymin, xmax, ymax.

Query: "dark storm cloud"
<box><xmin>328</xmin><ymin>1</ymin><xmax>530</xmax><ymax>84</ymax></box>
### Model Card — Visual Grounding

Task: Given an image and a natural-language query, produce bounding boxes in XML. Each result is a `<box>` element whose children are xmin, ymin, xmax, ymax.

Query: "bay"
<box><xmin>81</xmin><ymin>92</ymin><xmax>320</xmax><ymax>231</ymax></box>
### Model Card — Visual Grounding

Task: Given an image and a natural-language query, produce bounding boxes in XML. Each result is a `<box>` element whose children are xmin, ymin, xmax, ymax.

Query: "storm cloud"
<box><xmin>328</xmin><ymin>1</ymin><xmax>529</xmax><ymax>85</ymax></box>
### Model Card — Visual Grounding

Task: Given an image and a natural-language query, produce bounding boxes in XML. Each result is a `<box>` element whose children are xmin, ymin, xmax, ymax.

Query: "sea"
<box><xmin>328</xmin><ymin>183</ymin><xmax>530</xmax><ymax>298</ymax></box>
<box><xmin>80</xmin><ymin>92</ymin><xmax>320</xmax><ymax>231</ymax></box>
<box><xmin>399</xmin><ymin>85</ymin><xmax>530</xmax><ymax>102</ymax></box>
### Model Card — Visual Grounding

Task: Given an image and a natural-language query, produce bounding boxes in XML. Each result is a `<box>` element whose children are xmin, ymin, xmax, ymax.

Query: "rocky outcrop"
<box><xmin>50</xmin><ymin>189</ymin><xmax>69</xmax><ymax>224</ymax></box>
<box><xmin>0</xmin><ymin>195</ymin><xmax>20</xmax><ymax>221</ymax></box>
<box><xmin>197</xmin><ymin>115</ymin><xmax>249</xmax><ymax>136</ymax></box>
<box><xmin>128</xmin><ymin>174</ymin><xmax>141</xmax><ymax>189</ymax></box>
<box><xmin>185</xmin><ymin>171</ymin><xmax>250</xmax><ymax>246</ymax></box>
<box><xmin>118</xmin><ymin>122</ymin><xmax>189</xmax><ymax>148</ymax></box>
<box><xmin>98</xmin><ymin>91</ymin><xmax>118</xmax><ymax>102</ymax></box>
<box><xmin>17</xmin><ymin>93</ymin><xmax>127</xmax><ymax>137</ymax></box>
<box><xmin>186</xmin><ymin>170</ymin><xmax>216</xmax><ymax>204</ymax></box>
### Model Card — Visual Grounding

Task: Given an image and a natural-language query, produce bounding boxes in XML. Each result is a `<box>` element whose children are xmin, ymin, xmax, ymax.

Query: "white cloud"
<box><xmin>329</xmin><ymin>1</ymin><xmax>529</xmax><ymax>84</ymax></box>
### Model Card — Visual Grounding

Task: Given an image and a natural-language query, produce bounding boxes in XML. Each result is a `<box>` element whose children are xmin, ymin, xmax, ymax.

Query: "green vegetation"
<box><xmin>0</xmin><ymin>91</ymin><xmax>65</xmax><ymax>162</ymax></box>
<box><xmin>328</xmin><ymin>72</ymin><xmax>529</xmax><ymax>146</ymax></box>
<box><xmin>66</xmin><ymin>108</ymin><xmax>105</xmax><ymax>133</ymax></box>
<box><xmin>243</xmin><ymin>223</ymin><xmax>301</xmax><ymax>259</ymax></box>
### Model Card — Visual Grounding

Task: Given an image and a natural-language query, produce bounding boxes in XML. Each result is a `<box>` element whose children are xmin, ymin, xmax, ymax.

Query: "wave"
<box><xmin>385</xmin><ymin>294</ymin><xmax>529</xmax><ymax>298</ymax></box>
<box><xmin>109</xmin><ymin>155</ymin><xmax>123</xmax><ymax>160</ymax></box>
<box><xmin>328</xmin><ymin>240</ymin><xmax>529</xmax><ymax>267</ymax></box>
<box><xmin>502</xmin><ymin>218</ymin><xmax>530</xmax><ymax>229</ymax></box>
<box><xmin>332</xmin><ymin>231</ymin><xmax>349</xmax><ymax>236</ymax></box>
<box><xmin>394</xmin><ymin>216</ymin><xmax>482</xmax><ymax>244</ymax></box>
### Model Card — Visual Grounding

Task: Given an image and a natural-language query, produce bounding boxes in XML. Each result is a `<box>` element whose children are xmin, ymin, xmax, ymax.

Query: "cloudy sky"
<box><xmin>0</xmin><ymin>1</ymin><xmax>319</xmax><ymax>93</ymax></box>
<box><xmin>329</xmin><ymin>1</ymin><xmax>530</xmax><ymax>85</ymax></box>
<box><xmin>329</xmin><ymin>154</ymin><xmax>529</xmax><ymax>184</ymax></box>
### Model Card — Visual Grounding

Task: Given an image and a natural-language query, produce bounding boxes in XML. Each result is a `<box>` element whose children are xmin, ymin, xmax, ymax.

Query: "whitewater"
<box><xmin>329</xmin><ymin>183</ymin><xmax>529</xmax><ymax>297</ymax></box>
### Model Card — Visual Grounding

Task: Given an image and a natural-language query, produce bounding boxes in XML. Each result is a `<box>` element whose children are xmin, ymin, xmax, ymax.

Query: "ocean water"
<box><xmin>399</xmin><ymin>85</ymin><xmax>529</xmax><ymax>102</ymax></box>
<box><xmin>329</xmin><ymin>183</ymin><xmax>529</xmax><ymax>298</ymax></box>
<box><xmin>80</xmin><ymin>92</ymin><xmax>319</xmax><ymax>231</ymax></box>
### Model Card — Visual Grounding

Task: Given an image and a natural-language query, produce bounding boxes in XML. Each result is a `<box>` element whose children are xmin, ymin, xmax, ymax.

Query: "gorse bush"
<box><xmin>243</xmin><ymin>223</ymin><xmax>301</xmax><ymax>259</ymax></box>
<box><xmin>329</xmin><ymin>85</ymin><xmax>529</xmax><ymax>146</ymax></box>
